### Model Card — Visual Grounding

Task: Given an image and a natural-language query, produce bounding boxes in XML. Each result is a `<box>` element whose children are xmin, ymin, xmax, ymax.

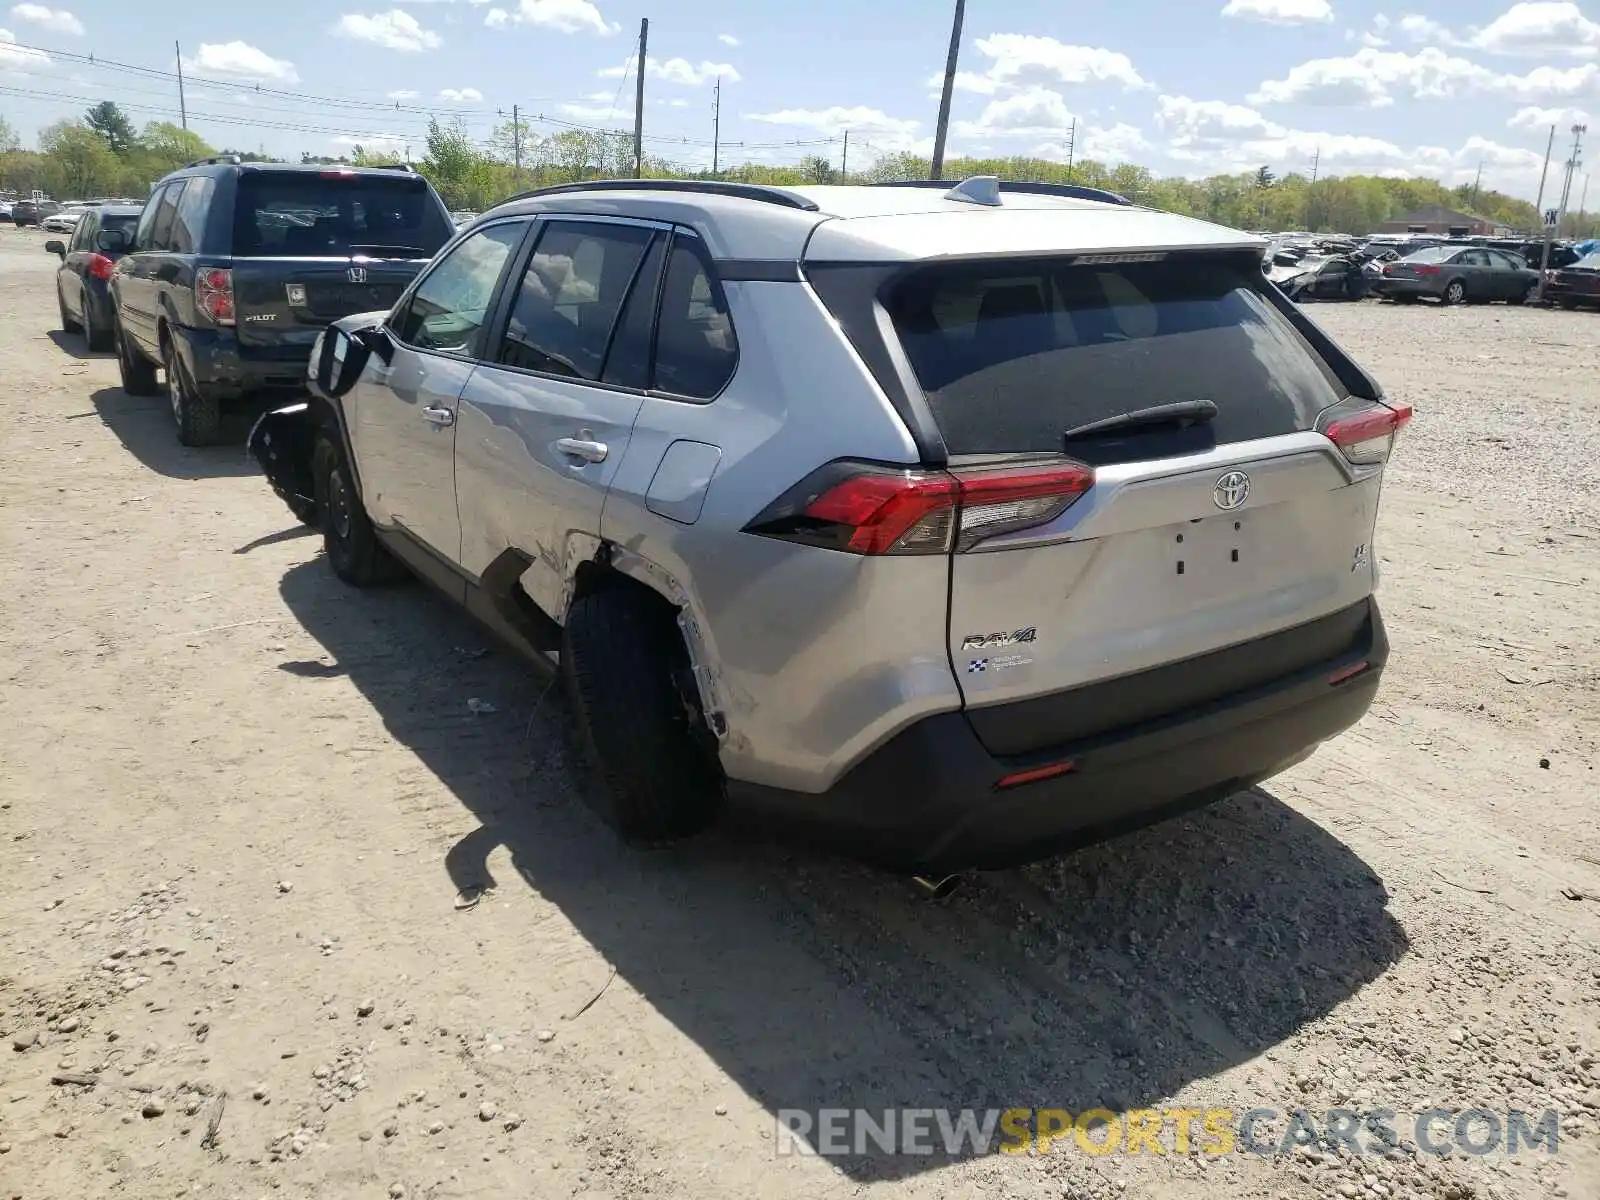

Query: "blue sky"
<box><xmin>2</xmin><ymin>0</ymin><xmax>1596</xmax><ymax>200</ymax></box>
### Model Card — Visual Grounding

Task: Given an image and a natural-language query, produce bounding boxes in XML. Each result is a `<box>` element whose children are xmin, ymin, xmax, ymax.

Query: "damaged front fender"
<box><xmin>248</xmin><ymin>403</ymin><xmax>321</xmax><ymax>527</ymax></box>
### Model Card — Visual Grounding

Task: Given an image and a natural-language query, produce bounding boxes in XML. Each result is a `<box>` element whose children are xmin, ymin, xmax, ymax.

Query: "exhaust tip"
<box><xmin>911</xmin><ymin>874</ymin><xmax>962</xmax><ymax>900</ymax></box>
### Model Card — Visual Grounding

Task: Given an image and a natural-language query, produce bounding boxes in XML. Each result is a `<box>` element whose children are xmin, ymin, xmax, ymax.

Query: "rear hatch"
<box><xmin>878</xmin><ymin>250</ymin><xmax>1399</xmax><ymax>755</ymax></box>
<box><xmin>227</xmin><ymin>169</ymin><xmax>452</xmax><ymax>352</ymax></box>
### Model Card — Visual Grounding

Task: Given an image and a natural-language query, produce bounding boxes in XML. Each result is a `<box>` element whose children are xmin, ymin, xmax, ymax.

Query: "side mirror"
<box><xmin>97</xmin><ymin>228</ymin><xmax>129</xmax><ymax>253</ymax></box>
<box><xmin>44</xmin><ymin>240</ymin><xmax>66</xmax><ymax>258</ymax></box>
<box><xmin>353</xmin><ymin>323</ymin><xmax>395</xmax><ymax>366</ymax></box>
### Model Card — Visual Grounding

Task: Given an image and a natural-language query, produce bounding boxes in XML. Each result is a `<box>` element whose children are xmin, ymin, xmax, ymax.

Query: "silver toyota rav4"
<box><xmin>250</xmin><ymin>176</ymin><xmax>1408</xmax><ymax>874</ymax></box>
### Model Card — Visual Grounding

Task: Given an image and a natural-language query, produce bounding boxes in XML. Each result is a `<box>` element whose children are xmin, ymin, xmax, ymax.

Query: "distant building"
<box><xmin>1378</xmin><ymin>204</ymin><xmax>1497</xmax><ymax>237</ymax></box>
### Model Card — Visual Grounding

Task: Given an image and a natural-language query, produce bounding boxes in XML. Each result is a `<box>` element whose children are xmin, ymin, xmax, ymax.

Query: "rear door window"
<box><xmin>885</xmin><ymin>254</ymin><xmax>1346</xmax><ymax>456</ymax></box>
<box><xmin>145</xmin><ymin>185</ymin><xmax>181</xmax><ymax>251</ymax></box>
<box><xmin>233</xmin><ymin>171</ymin><xmax>453</xmax><ymax>259</ymax></box>
<box><xmin>651</xmin><ymin>236</ymin><xmax>738</xmax><ymax>400</ymax></box>
<box><xmin>172</xmin><ymin>176</ymin><xmax>213</xmax><ymax>254</ymax></box>
<box><xmin>494</xmin><ymin>220</ymin><xmax>655</xmax><ymax>382</ymax></box>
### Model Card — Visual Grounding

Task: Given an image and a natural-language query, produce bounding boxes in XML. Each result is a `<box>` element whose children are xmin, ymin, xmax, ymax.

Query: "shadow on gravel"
<box><xmin>89</xmin><ymin>387</ymin><xmax>261</xmax><ymax>480</ymax></box>
<box><xmin>47</xmin><ymin>330</ymin><xmax>114</xmax><ymax>360</ymax></box>
<box><xmin>278</xmin><ymin>558</ymin><xmax>1409</xmax><ymax>1184</ymax></box>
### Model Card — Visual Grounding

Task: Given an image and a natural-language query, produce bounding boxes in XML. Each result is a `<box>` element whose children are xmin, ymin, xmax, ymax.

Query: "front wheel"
<box><xmin>312</xmin><ymin>433</ymin><xmax>405</xmax><ymax>587</ymax></box>
<box><xmin>1442</xmin><ymin>280</ymin><xmax>1466</xmax><ymax>306</ymax></box>
<box><xmin>164</xmin><ymin>340</ymin><xmax>221</xmax><ymax>447</ymax></box>
<box><xmin>115</xmin><ymin>318</ymin><xmax>161</xmax><ymax>396</ymax></box>
<box><xmin>562</xmin><ymin>588</ymin><xmax>724</xmax><ymax>843</ymax></box>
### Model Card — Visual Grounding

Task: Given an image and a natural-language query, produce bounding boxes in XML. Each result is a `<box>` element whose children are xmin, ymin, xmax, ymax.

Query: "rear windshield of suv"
<box><xmin>232</xmin><ymin>172</ymin><xmax>452</xmax><ymax>260</ymax></box>
<box><xmin>884</xmin><ymin>253</ymin><xmax>1346</xmax><ymax>456</ymax></box>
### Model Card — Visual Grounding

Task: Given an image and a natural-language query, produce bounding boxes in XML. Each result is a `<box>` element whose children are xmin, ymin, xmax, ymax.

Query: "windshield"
<box><xmin>233</xmin><ymin>172</ymin><xmax>452</xmax><ymax>259</ymax></box>
<box><xmin>1576</xmin><ymin>253</ymin><xmax>1600</xmax><ymax>270</ymax></box>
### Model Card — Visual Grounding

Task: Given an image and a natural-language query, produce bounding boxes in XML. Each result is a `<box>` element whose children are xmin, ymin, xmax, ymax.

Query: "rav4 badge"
<box><xmin>962</xmin><ymin>627</ymin><xmax>1038</xmax><ymax>651</ymax></box>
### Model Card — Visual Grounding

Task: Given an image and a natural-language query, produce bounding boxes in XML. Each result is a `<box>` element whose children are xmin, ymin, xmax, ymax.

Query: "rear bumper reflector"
<box><xmin>1327</xmin><ymin>661</ymin><xmax>1372</xmax><ymax>686</ymax></box>
<box><xmin>995</xmin><ymin>761</ymin><xmax>1078</xmax><ymax>790</ymax></box>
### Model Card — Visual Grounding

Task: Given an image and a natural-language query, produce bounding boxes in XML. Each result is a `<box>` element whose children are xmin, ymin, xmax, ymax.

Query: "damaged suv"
<box><xmin>251</xmin><ymin>176</ymin><xmax>1407</xmax><ymax>874</ymax></box>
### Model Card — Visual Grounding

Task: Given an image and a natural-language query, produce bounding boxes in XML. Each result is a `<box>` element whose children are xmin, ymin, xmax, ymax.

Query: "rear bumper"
<box><xmin>730</xmin><ymin>599</ymin><xmax>1388</xmax><ymax>873</ymax></box>
<box><xmin>1371</xmin><ymin>278</ymin><xmax>1440</xmax><ymax>298</ymax></box>
<box><xmin>172</xmin><ymin>325</ymin><xmax>315</xmax><ymax>396</ymax></box>
<box><xmin>1545</xmin><ymin>281</ymin><xmax>1600</xmax><ymax>305</ymax></box>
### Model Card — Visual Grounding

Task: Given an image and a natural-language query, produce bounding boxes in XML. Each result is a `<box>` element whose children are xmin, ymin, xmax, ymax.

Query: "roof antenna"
<box><xmin>944</xmin><ymin>175</ymin><xmax>1001</xmax><ymax>206</ymax></box>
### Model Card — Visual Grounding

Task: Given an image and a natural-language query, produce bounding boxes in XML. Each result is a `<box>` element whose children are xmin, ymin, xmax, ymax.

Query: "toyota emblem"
<box><xmin>1213</xmin><ymin>471</ymin><xmax>1251</xmax><ymax>511</ymax></box>
<box><xmin>347</xmin><ymin>266</ymin><xmax>367</xmax><ymax>284</ymax></box>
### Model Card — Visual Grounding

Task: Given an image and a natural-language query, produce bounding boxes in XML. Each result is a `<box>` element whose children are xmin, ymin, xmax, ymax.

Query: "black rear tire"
<box><xmin>562</xmin><ymin>587</ymin><xmax>724</xmax><ymax>842</ymax></box>
<box><xmin>312</xmin><ymin>433</ymin><xmax>406</xmax><ymax>587</ymax></box>
<box><xmin>115</xmin><ymin>318</ymin><xmax>160</xmax><ymax>396</ymax></box>
<box><xmin>164</xmin><ymin>339</ymin><xmax>222</xmax><ymax>447</ymax></box>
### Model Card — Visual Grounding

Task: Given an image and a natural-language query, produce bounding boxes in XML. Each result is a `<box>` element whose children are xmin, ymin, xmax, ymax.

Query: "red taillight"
<box><xmin>196</xmin><ymin>267</ymin><xmax>235</xmax><ymax>326</ymax></box>
<box><xmin>1412</xmin><ymin>264</ymin><xmax>1441</xmax><ymax>276</ymax></box>
<box><xmin>745</xmin><ymin>460</ymin><xmax>1095</xmax><ymax>556</ymax></box>
<box><xmin>1327</xmin><ymin>661</ymin><xmax>1372</xmax><ymax>686</ymax></box>
<box><xmin>86</xmin><ymin>252</ymin><xmax>115</xmax><ymax>282</ymax></box>
<box><xmin>1319</xmin><ymin>398</ymin><xmax>1412</xmax><ymax>465</ymax></box>
<box><xmin>995</xmin><ymin>760</ymin><xmax>1077</xmax><ymax>790</ymax></box>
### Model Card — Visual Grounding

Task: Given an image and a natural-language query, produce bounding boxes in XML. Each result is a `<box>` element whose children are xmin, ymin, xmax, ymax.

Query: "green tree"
<box><xmin>84</xmin><ymin>101</ymin><xmax>137</xmax><ymax>156</ymax></box>
<box><xmin>138</xmin><ymin>122</ymin><xmax>214</xmax><ymax>172</ymax></box>
<box><xmin>419</xmin><ymin>117</ymin><xmax>495</xmax><ymax>209</ymax></box>
<box><xmin>39</xmin><ymin>123</ymin><xmax>119</xmax><ymax>198</ymax></box>
<box><xmin>0</xmin><ymin>114</ymin><xmax>19</xmax><ymax>154</ymax></box>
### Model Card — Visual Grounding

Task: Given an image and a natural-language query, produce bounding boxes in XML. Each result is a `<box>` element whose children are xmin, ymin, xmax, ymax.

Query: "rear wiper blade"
<box><xmin>1063</xmin><ymin>400</ymin><xmax>1219</xmax><ymax>442</ymax></box>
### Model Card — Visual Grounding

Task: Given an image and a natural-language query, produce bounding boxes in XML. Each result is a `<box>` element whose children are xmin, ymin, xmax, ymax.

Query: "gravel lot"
<box><xmin>2</xmin><ymin>225</ymin><xmax>1597</xmax><ymax>1200</ymax></box>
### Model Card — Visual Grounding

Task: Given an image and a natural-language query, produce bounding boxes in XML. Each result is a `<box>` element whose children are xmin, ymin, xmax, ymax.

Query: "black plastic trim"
<box><xmin>716</xmin><ymin>259</ymin><xmax>803</xmax><ymax>282</ymax></box>
<box><xmin>877</xmin><ymin>179</ymin><xmax>1133</xmax><ymax>207</ymax></box>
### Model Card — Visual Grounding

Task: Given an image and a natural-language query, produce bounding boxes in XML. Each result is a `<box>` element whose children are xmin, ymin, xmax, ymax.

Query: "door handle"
<box><xmin>421</xmin><ymin>405</ymin><xmax>456</xmax><ymax>427</ymax></box>
<box><xmin>556</xmin><ymin>437</ymin><xmax>608</xmax><ymax>464</ymax></box>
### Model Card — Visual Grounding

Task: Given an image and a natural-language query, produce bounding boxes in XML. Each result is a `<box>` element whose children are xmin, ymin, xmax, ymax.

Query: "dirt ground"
<box><xmin>2</xmin><ymin>223</ymin><xmax>1598</xmax><ymax>1200</ymax></box>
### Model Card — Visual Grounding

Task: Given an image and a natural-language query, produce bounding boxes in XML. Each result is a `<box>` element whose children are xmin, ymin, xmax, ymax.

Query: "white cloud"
<box><xmin>182</xmin><ymin>41</ymin><xmax>298</xmax><ymax>83</ymax></box>
<box><xmin>748</xmin><ymin>104</ymin><xmax>919</xmax><ymax>138</ymax></box>
<box><xmin>559</xmin><ymin>101</ymin><xmax>623</xmax><ymax>120</ymax></box>
<box><xmin>386</xmin><ymin>88</ymin><xmax>420</xmax><ymax>99</ymax></box>
<box><xmin>0</xmin><ymin>26</ymin><xmax>50</xmax><ymax>68</ymax></box>
<box><xmin>1221</xmin><ymin>0</ymin><xmax>1334</xmax><ymax>25</ymax></box>
<box><xmin>1471</xmin><ymin>2</ymin><xmax>1600</xmax><ymax>57</ymax></box>
<box><xmin>1032</xmin><ymin>122</ymin><xmax>1152</xmax><ymax>163</ymax></box>
<box><xmin>947</xmin><ymin>33</ymin><xmax>1150</xmax><ymax>96</ymax></box>
<box><xmin>331</xmin><ymin>133</ymin><xmax>410</xmax><ymax>155</ymax></box>
<box><xmin>1249</xmin><ymin>45</ymin><xmax>1600</xmax><ymax>106</ymax></box>
<box><xmin>717</xmin><ymin>33</ymin><xmax>738</xmax><ymax>46</ymax></box>
<box><xmin>8</xmin><ymin>5</ymin><xmax>82</xmax><ymax>35</ymax></box>
<box><xmin>598</xmin><ymin>55</ymin><xmax>739</xmax><ymax>85</ymax></box>
<box><xmin>1397</xmin><ymin>13</ymin><xmax>1456</xmax><ymax>43</ymax></box>
<box><xmin>438</xmin><ymin>86</ymin><xmax>483</xmax><ymax>101</ymax></box>
<box><xmin>1507</xmin><ymin>103</ymin><xmax>1592</xmax><ymax>129</ymax></box>
<box><xmin>1155</xmin><ymin>92</ymin><xmax>1554</xmax><ymax>195</ymax></box>
<box><xmin>953</xmin><ymin>87</ymin><xmax>1077</xmax><ymax>139</ymax></box>
<box><xmin>333</xmin><ymin>10</ymin><xmax>442</xmax><ymax>52</ymax></box>
<box><xmin>494</xmin><ymin>0</ymin><xmax>617</xmax><ymax>35</ymax></box>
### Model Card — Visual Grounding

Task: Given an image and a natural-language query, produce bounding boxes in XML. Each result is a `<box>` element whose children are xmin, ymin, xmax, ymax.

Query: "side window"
<box><xmin>171</xmin><ymin>176</ymin><xmax>214</xmax><ymax>254</ymax></box>
<box><xmin>70</xmin><ymin>212</ymin><xmax>96</xmax><ymax>252</ymax></box>
<box><xmin>134</xmin><ymin>186</ymin><xmax>169</xmax><ymax>250</ymax></box>
<box><xmin>651</xmin><ymin>236</ymin><xmax>738</xmax><ymax>400</ymax></box>
<box><xmin>495</xmin><ymin>220</ymin><xmax>655</xmax><ymax>381</ymax></box>
<box><xmin>391</xmin><ymin>222</ymin><xmax>525</xmax><ymax>356</ymax></box>
<box><xmin>600</xmin><ymin>235</ymin><xmax>666</xmax><ymax>390</ymax></box>
<box><xmin>147</xmin><ymin>183</ymin><xmax>183</xmax><ymax>251</ymax></box>
<box><xmin>1459</xmin><ymin>249</ymin><xmax>1490</xmax><ymax>267</ymax></box>
<box><xmin>1488</xmin><ymin>250</ymin><xmax>1520</xmax><ymax>270</ymax></box>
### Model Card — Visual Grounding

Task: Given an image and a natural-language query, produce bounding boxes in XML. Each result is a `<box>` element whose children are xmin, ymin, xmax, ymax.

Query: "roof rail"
<box><xmin>181</xmin><ymin>154</ymin><xmax>244</xmax><ymax>170</ymax></box>
<box><xmin>368</xmin><ymin>162</ymin><xmax>417</xmax><ymax>173</ymax></box>
<box><xmin>879</xmin><ymin>178</ymin><xmax>1133</xmax><ymax>207</ymax></box>
<box><xmin>507</xmin><ymin>178</ymin><xmax>820</xmax><ymax>212</ymax></box>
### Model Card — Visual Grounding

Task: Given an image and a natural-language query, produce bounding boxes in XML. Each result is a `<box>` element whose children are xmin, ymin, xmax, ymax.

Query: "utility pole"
<box><xmin>929</xmin><ymin>0</ymin><xmax>965</xmax><ymax>180</ymax></box>
<box><xmin>1578</xmin><ymin>173</ymin><xmax>1590</xmax><ymax>236</ymax></box>
<box><xmin>175</xmin><ymin>41</ymin><xmax>188</xmax><ymax>131</ymax></box>
<box><xmin>1066</xmin><ymin>118</ymin><xmax>1076</xmax><ymax>178</ymax></box>
<box><xmin>840</xmin><ymin>129</ymin><xmax>849</xmax><ymax>178</ymax></box>
<box><xmin>711</xmin><ymin>77</ymin><xmax>721</xmax><ymax>176</ymax></box>
<box><xmin>1533</xmin><ymin>124</ymin><xmax>1555</xmax><ymax>221</ymax></box>
<box><xmin>1470</xmin><ymin>159</ymin><xmax>1483</xmax><ymax>211</ymax></box>
<box><xmin>632</xmin><ymin>17</ymin><xmax>648</xmax><ymax>178</ymax></box>
<box><xmin>1308</xmin><ymin>146</ymin><xmax>1320</xmax><ymax>231</ymax></box>
<box><xmin>1538</xmin><ymin>123</ymin><xmax>1586</xmax><ymax>299</ymax></box>
<box><xmin>512</xmin><ymin>103</ymin><xmax>522</xmax><ymax>184</ymax></box>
